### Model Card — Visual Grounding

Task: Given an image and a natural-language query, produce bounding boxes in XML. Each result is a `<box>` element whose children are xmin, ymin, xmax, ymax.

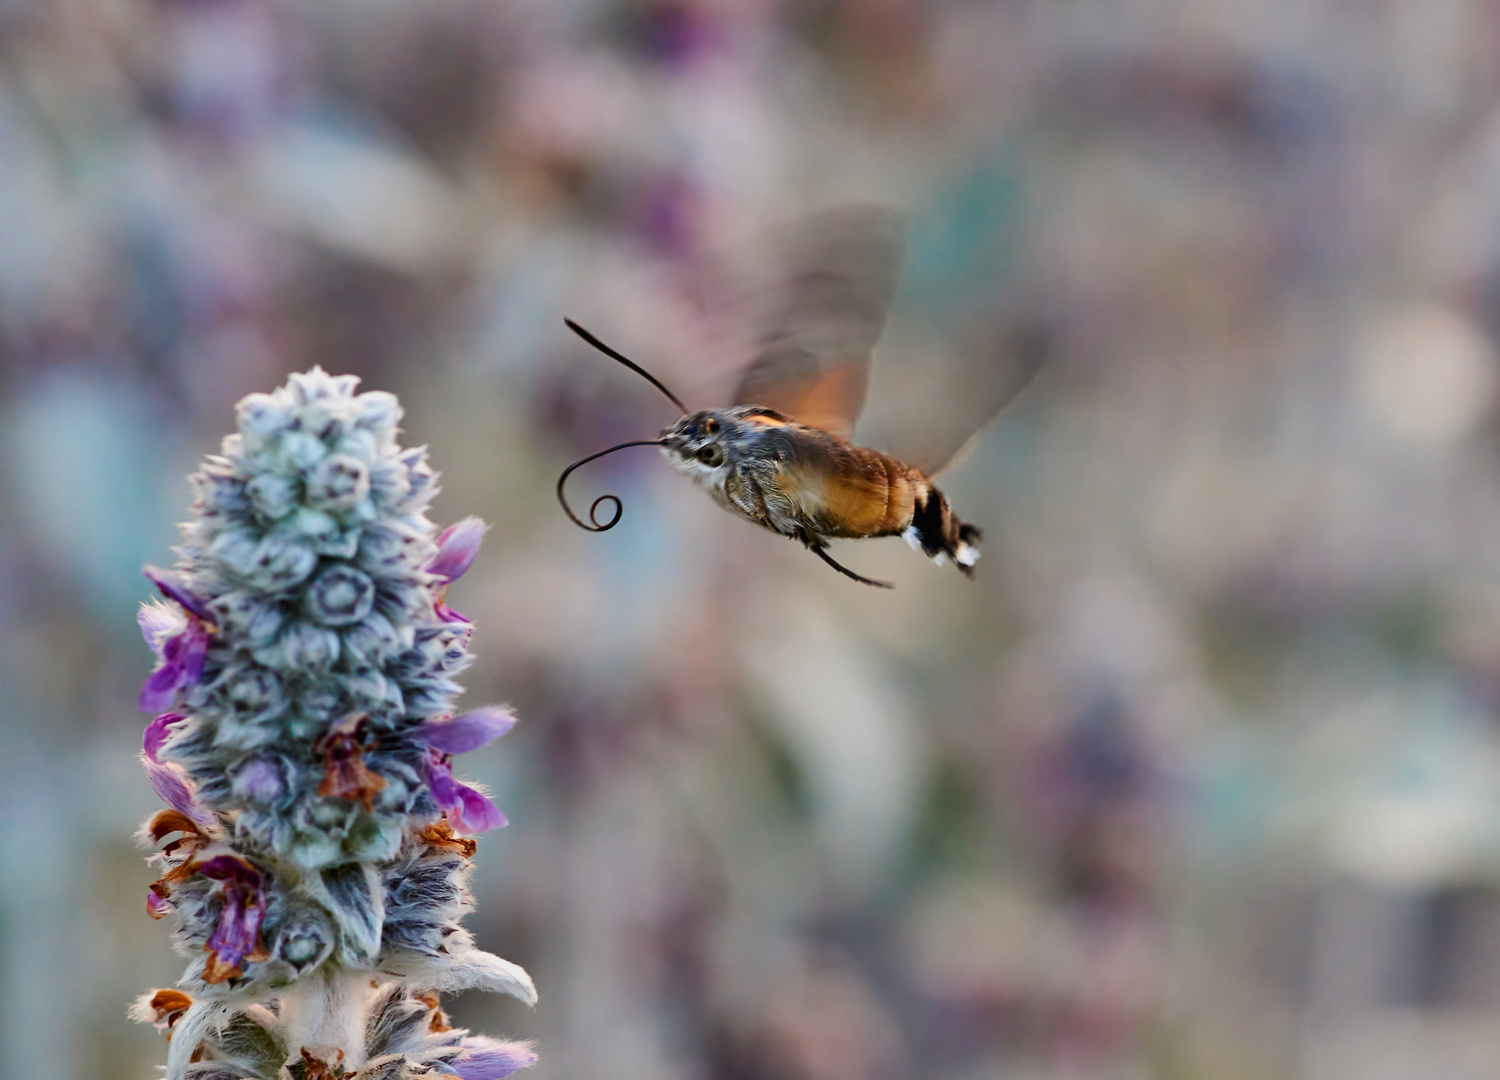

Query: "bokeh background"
<box><xmin>6</xmin><ymin>1</ymin><xmax>1500</xmax><ymax>1078</ymax></box>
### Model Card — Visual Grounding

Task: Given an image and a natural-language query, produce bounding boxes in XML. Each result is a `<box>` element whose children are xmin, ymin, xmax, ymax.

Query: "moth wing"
<box><xmin>866</xmin><ymin>317</ymin><xmax>1054</xmax><ymax>478</ymax></box>
<box><xmin>730</xmin><ymin>205</ymin><xmax>905</xmax><ymax>440</ymax></box>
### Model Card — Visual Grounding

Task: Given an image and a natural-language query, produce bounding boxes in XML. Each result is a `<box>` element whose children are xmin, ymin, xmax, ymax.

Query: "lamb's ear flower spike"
<box><xmin>129</xmin><ymin>368</ymin><xmax>536</xmax><ymax>1078</ymax></box>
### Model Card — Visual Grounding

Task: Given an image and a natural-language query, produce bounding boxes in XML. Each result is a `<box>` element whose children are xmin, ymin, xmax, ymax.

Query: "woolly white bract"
<box><xmin>130</xmin><ymin>369</ymin><xmax>536</xmax><ymax>1080</ymax></box>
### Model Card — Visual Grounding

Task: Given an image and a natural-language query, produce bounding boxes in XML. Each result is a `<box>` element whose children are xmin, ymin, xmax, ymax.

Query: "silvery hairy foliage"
<box><xmin>128</xmin><ymin>369</ymin><xmax>537</xmax><ymax>1080</ymax></box>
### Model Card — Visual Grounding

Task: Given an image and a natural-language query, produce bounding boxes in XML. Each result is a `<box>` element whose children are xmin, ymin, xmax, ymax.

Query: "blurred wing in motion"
<box><xmin>895</xmin><ymin>318</ymin><xmax>1054</xmax><ymax>478</ymax></box>
<box><xmin>731</xmin><ymin>205</ymin><xmax>906</xmax><ymax>440</ymax></box>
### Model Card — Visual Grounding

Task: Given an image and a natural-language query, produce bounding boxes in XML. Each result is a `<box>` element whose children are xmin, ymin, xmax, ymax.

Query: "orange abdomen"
<box><xmin>807</xmin><ymin>447</ymin><xmax>926</xmax><ymax>539</ymax></box>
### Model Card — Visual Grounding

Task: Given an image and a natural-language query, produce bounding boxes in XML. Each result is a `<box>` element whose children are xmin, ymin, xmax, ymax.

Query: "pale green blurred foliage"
<box><xmin>6</xmin><ymin>1</ymin><xmax>1500</xmax><ymax>1078</ymax></box>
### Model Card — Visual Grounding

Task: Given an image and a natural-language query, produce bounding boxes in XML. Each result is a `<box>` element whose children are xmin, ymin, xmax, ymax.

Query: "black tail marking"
<box><xmin>910</xmin><ymin>490</ymin><xmax>948</xmax><ymax>558</ymax></box>
<box><xmin>911</xmin><ymin>489</ymin><xmax>981</xmax><ymax>577</ymax></box>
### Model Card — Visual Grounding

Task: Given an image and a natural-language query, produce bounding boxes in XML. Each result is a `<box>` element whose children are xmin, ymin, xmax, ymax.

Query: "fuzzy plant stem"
<box><xmin>279</xmin><ymin>968</ymin><xmax>379</xmax><ymax>1071</ymax></box>
<box><xmin>128</xmin><ymin>368</ymin><xmax>538</xmax><ymax>1080</ymax></box>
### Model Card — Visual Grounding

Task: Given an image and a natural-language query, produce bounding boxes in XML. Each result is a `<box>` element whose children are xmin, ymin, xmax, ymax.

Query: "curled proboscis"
<box><xmin>556</xmin><ymin>440</ymin><xmax>666</xmax><ymax>532</ymax></box>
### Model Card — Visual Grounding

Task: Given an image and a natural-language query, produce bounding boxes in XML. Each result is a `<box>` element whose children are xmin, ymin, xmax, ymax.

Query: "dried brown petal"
<box><xmin>315</xmin><ymin>713</ymin><xmax>387</xmax><ymax>813</ymax></box>
<box><xmin>295</xmin><ymin>1046</ymin><xmax>347</xmax><ymax>1079</ymax></box>
<box><xmin>146</xmin><ymin>989</ymin><xmax>193</xmax><ymax>1032</ymax></box>
<box><xmin>201</xmin><ymin>948</ymin><xmax>242</xmax><ymax>985</ymax></box>
<box><xmin>419</xmin><ymin>818</ymin><xmax>477</xmax><ymax>858</ymax></box>
<box><xmin>148</xmin><ymin>808</ymin><xmax>206</xmax><ymax>848</ymax></box>
<box><xmin>414</xmin><ymin>990</ymin><xmax>454</xmax><ymax>1033</ymax></box>
<box><xmin>154</xmin><ymin>853</ymin><xmax>202</xmax><ymax>890</ymax></box>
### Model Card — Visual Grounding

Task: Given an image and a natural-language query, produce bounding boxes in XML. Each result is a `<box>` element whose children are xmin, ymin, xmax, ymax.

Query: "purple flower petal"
<box><xmin>146</xmin><ymin>889</ymin><xmax>173</xmax><ymax>919</ymax></box>
<box><xmin>451</xmin><ymin>782</ymin><xmax>507</xmax><ymax>833</ymax></box>
<box><xmin>143</xmin><ymin>565</ymin><xmax>213</xmax><ymax>621</ymax></box>
<box><xmin>176</xmin><ymin>620</ymin><xmax>211</xmax><ymax>683</ymax></box>
<box><xmin>139</xmin><ymin>664</ymin><xmax>188</xmax><ymax>713</ymax></box>
<box><xmin>452</xmin><ymin>1037</ymin><xmax>538</xmax><ymax>1079</ymax></box>
<box><xmin>198</xmin><ymin>855</ymin><xmax>263</xmax><ymax>886</ymax></box>
<box><xmin>424</xmin><ymin>752</ymin><xmax>507</xmax><ymax>833</ymax></box>
<box><xmin>435</xmin><ymin>601</ymin><xmax>471</xmax><ymax>624</ymax></box>
<box><xmin>231</xmin><ymin>758</ymin><xmax>286</xmax><ymax>804</ymax></box>
<box><xmin>207</xmin><ymin>898</ymin><xmax>262</xmax><ymax>967</ymax></box>
<box><xmin>142</xmin><ymin>755</ymin><xmax>214</xmax><ymax>826</ymax></box>
<box><xmin>418</xmin><ymin>707</ymin><xmax>517</xmax><ymax>754</ymax></box>
<box><xmin>138</xmin><ymin>618</ymin><xmax>212</xmax><ymax>713</ymax></box>
<box><xmin>199</xmin><ymin>856</ymin><xmax>266</xmax><ymax>973</ymax></box>
<box><xmin>425</xmin><ymin>752</ymin><xmax>460</xmax><ymax>806</ymax></box>
<box><xmin>138</xmin><ymin>602</ymin><xmax>183</xmax><ymax>658</ymax></box>
<box><xmin>143</xmin><ymin>713</ymin><xmax>187</xmax><ymax>763</ymax></box>
<box><xmin>428</xmin><ymin>517</ymin><xmax>487</xmax><ymax>582</ymax></box>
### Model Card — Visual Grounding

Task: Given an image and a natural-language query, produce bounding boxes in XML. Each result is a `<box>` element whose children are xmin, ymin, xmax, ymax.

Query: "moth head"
<box><xmin>661</xmin><ymin>411</ymin><xmax>731</xmax><ymax>477</ymax></box>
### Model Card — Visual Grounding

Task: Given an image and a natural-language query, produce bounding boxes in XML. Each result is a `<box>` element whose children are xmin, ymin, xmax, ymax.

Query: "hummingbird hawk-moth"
<box><xmin>556</xmin><ymin>205</ymin><xmax>1045</xmax><ymax>588</ymax></box>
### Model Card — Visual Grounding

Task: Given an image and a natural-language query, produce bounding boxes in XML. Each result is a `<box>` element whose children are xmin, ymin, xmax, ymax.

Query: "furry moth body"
<box><xmin>661</xmin><ymin>405</ymin><xmax>980</xmax><ymax>586</ymax></box>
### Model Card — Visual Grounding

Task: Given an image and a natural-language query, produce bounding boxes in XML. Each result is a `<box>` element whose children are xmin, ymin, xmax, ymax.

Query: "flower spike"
<box><xmin>130</xmin><ymin>370</ymin><xmax>535</xmax><ymax>1076</ymax></box>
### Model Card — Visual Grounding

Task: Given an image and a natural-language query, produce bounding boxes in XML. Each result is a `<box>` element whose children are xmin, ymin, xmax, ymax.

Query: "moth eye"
<box><xmin>703</xmin><ymin>417</ymin><xmax>720</xmax><ymax>434</ymax></box>
<box><xmin>697</xmin><ymin>444</ymin><xmax>724</xmax><ymax>467</ymax></box>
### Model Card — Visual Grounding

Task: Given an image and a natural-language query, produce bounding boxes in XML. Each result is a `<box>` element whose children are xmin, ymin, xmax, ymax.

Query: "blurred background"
<box><xmin>6</xmin><ymin>1</ymin><xmax>1500</xmax><ymax>1078</ymax></box>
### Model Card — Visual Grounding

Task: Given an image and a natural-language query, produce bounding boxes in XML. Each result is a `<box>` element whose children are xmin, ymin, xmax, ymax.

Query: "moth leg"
<box><xmin>730</xmin><ymin>467</ymin><xmax>778</xmax><ymax>533</ymax></box>
<box><xmin>791</xmin><ymin>527</ymin><xmax>894</xmax><ymax>589</ymax></box>
<box><xmin>810</xmin><ymin>544</ymin><xmax>895</xmax><ymax>589</ymax></box>
<box><xmin>747</xmin><ymin>475</ymin><xmax>774</xmax><ymax>528</ymax></box>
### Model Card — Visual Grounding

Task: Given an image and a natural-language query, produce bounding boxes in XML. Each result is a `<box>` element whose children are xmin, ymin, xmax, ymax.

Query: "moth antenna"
<box><xmin>565</xmin><ymin>319</ymin><xmax>689</xmax><ymax>415</ymax></box>
<box><xmin>557</xmin><ymin>439</ymin><xmax>668</xmax><ymax>532</ymax></box>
